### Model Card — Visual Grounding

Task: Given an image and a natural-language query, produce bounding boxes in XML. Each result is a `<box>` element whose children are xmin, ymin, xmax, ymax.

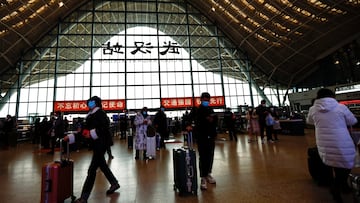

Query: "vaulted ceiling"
<box><xmin>1</xmin><ymin>0</ymin><xmax>360</xmax><ymax>93</ymax></box>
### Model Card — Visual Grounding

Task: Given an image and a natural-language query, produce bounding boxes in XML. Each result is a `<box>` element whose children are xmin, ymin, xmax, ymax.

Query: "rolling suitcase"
<box><xmin>40</xmin><ymin>140</ymin><xmax>75</xmax><ymax>203</ymax></box>
<box><xmin>146</xmin><ymin>135</ymin><xmax>156</xmax><ymax>159</ymax></box>
<box><xmin>307</xmin><ymin>146</ymin><xmax>331</xmax><ymax>186</ymax></box>
<box><xmin>173</xmin><ymin>131</ymin><xmax>197</xmax><ymax>196</ymax></box>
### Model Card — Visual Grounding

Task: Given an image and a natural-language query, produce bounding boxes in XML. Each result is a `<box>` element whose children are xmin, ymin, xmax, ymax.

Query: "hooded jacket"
<box><xmin>307</xmin><ymin>97</ymin><xmax>358</xmax><ymax>169</ymax></box>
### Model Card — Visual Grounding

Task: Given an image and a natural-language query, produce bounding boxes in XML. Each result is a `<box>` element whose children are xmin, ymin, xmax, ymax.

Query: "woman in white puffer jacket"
<box><xmin>307</xmin><ymin>88</ymin><xmax>358</xmax><ymax>203</ymax></box>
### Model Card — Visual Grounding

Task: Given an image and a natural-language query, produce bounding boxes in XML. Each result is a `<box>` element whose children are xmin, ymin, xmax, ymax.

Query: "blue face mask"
<box><xmin>202</xmin><ymin>101</ymin><xmax>209</xmax><ymax>107</ymax></box>
<box><xmin>88</xmin><ymin>100</ymin><xmax>96</xmax><ymax>109</ymax></box>
<box><xmin>160</xmin><ymin>108</ymin><xmax>165</xmax><ymax>112</ymax></box>
<box><xmin>142</xmin><ymin>111</ymin><xmax>148</xmax><ymax>116</ymax></box>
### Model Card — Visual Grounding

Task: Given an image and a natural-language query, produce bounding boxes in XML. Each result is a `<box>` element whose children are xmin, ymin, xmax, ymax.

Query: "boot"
<box><xmin>135</xmin><ymin>150</ymin><xmax>139</xmax><ymax>160</ymax></box>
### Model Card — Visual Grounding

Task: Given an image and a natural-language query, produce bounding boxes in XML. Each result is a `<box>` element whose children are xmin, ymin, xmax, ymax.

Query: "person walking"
<box><xmin>256</xmin><ymin>100</ymin><xmax>268</xmax><ymax>143</ymax></box>
<box><xmin>3</xmin><ymin>114</ymin><xmax>16</xmax><ymax>148</ymax></box>
<box><xmin>153</xmin><ymin>105</ymin><xmax>168</xmax><ymax>149</ymax></box>
<box><xmin>224</xmin><ymin>108</ymin><xmax>237</xmax><ymax>141</ymax></box>
<box><xmin>64</xmin><ymin>96</ymin><xmax>120</xmax><ymax>203</ymax></box>
<box><xmin>246</xmin><ymin>107</ymin><xmax>260</xmax><ymax>143</ymax></box>
<box><xmin>265</xmin><ymin>111</ymin><xmax>275</xmax><ymax>143</ymax></box>
<box><xmin>134</xmin><ymin>107</ymin><xmax>152</xmax><ymax>159</ymax></box>
<box><xmin>47</xmin><ymin>111</ymin><xmax>65</xmax><ymax>154</ymax></box>
<box><xmin>192</xmin><ymin>92</ymin><xmax>217</xmax><ymax>190</ymax></box>
<box><xmin>307</xmin><ymin>88</ymin><xmax>358</xmax><ymax>203</ymax></box>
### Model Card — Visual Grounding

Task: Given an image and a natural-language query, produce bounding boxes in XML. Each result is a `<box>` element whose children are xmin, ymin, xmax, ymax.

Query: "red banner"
<box><xmin>339</xmin><ymin>100</ymin><xmax>360</xmax><ymax>105</ymax></box>
<box><xmin>54</xmin><ymin>99</ymin><xmax>126</xmax><ymax>112</ymax></box>
<box><xmin>161</xmin><ymin>96</ymin><xmax>225</xmax><ymax>109</ymax></box>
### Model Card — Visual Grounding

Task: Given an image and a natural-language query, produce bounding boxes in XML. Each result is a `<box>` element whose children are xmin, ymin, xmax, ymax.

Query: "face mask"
<box><xmin>88</xmin><ymin>100</ymin><xmax>96</xmax><ymax>109</ymax></box>
<box><xmin>160</xmin><ymin>108</ymin><xmax>165</xmax><ymax>112</ymax></box>
<box><xmin>202</xmin><ymin>101</ymin><xmax>209</xmax><ymax>107</ymax></box>
<box><xmin>142</xmin><ymin>111</ymin><xmax>147</xmax><ymax>116</ymax></box>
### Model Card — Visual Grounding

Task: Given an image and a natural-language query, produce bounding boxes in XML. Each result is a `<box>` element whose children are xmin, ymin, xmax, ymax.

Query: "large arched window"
<box><xmin>0</xmin><ymin>0</ymin><xmax>289</xmax><ymax>118</ymax></box>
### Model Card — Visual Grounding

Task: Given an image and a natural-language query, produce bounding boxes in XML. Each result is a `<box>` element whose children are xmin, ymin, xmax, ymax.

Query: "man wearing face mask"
<box><xmin>153</xmin><ymin>105</ymin><xmax>168</xmax><ymax>149</ymax></box>
<box><xmin>256</xmin><ymin>99</ymin><xmax>268</xmax><ymax>144</ymax></box>
<box><xmin>64</xmin><ymin>96</ymin><xmax>120</xmax><ymax>203</ymax></box>
<box><xmin>47</xmin><ymin>111</ymin><xmax>65</xmax><ymax>155</ymax></box>
<box><xmin>193</xmin><ymin>92</ymin><xmax>218</xmax><ymax>190</ymax></box>
<box><xmin>134</xmin><ymin>107</ymin><xmax>152</xmax><ymax>159</ymax></box>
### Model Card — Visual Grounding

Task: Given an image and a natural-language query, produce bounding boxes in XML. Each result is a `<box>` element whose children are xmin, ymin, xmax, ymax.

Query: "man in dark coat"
<box><xmin>48</xmin><ymin>111</ymin><xmax>64</xmax><ymax>154</ymax></box>
<box><xmin>256</xmin><ymin>100</ymin><xmax>268</xmax><ymax>143</ymax></box>
<box><xmin>224</xmin><ymin>108</ymin><xmax>237</xmax><ymax>141</ymax></box>
<box><xmin>153</xmin><ymin>105</ymin><xmax>168</xmax><ymax>149</ymax></box>
<box><xmin>65</xmin><ymin>96</ymin><xmax>120</xmax><ymax>203</ymax></box>
<box><xmin>192</xmin><ymin>92</ymin><xmax>218</xmax><ymax>190</ymax></box>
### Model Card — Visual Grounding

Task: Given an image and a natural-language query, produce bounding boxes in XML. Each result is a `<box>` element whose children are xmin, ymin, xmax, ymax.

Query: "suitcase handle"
<box><xmin>58</xmin><ymin>138</ymin><xmax>70</xmax><ymax>162</ymax></box>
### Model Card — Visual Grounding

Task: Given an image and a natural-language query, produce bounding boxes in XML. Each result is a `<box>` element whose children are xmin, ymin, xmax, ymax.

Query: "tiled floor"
<box><xmin>0</xmin><ymin>129</ymin><xmax>357</xmax><ymax>203</ymax></box>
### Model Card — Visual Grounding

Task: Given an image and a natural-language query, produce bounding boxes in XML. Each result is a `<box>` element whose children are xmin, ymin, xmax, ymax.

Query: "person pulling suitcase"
<box><xmin>64</xmin><ymin>96</ymin><xmax>120</xmax><ymax>203</ymax></box>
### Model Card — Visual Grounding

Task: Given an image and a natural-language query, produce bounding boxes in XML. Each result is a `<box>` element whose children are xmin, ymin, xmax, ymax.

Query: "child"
<box><xmin>272</xmin><ymin>116</ymin><xmax>281</xmax><ymax>141</ymax></box>
<box><xmin>265</xmin><ymin>112</ymin><xmax>275</xmax><ymax>143</ymax></box>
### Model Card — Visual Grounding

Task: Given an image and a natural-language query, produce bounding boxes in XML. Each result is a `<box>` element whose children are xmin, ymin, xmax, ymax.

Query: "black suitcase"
<box><xmin>307</xmin><ymin>146</ymin><xmax>331</xmax><ymax>186</ymax></box>
<box><xmin>173</xmin><ymin>148</ymin><xmax>197</xmax><ymax>195</ymax></box>
<box><xmin>173</xmin><ymin>131</ymin><xmax>197</xmax><ymax>196</ymax></box>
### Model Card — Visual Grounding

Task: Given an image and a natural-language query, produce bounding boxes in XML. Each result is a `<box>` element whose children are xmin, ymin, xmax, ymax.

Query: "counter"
<box><xmin>279</xmin><ymin>119</ymin><xmax>305</xmax><ymax>135</ymax></box>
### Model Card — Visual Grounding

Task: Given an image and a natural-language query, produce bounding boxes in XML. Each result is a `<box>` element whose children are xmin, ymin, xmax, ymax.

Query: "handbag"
<box><xmin>146</xmin><ymin>125</ymin><xmax>156</xmax><ymax>137</ymax></box>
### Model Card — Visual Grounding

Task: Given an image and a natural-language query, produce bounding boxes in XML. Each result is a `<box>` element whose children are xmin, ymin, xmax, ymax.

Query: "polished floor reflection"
<box><xmin>0</xmin><ymin>129</ymin><xmax>356</xmax><ymax>203</ymax></box>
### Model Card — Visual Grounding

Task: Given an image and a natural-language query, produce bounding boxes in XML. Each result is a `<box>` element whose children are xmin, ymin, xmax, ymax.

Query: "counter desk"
<box><xmin>279</xmin><ymin>119</ymin><xmax>305</xmax><ymax>135</ymax></box>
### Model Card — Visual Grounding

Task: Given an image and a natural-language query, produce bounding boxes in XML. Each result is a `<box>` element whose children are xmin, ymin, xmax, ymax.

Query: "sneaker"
<box><xmin>261</xmin><ymin>139</ymin><xmax>265</xmax><ymax>144</ymax></box>
<box><xmin>247</xmin><ymin>139</ymin><xmax>253</xmax><ymax>143</ymax></box>
<box><xmin>268</xmin><ymin>139</ymin><xmax>275</xmax><ymax>143</ymax></box>
<box><xmin>200</xmin><ymin>178</ymin><xmax>207</xmax><ymax>190</ymax></box>
<box><xmin>206</xmin><ymin>174</ymin><xmax>216</xmax><ymax>184</ymax></box>
<box><xmin>106</xmin><ymin>183</ymin><xmax>120</xmax><ymax>195</ymax></box>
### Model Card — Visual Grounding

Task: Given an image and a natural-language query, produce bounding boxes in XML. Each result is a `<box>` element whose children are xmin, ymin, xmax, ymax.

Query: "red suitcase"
<box><xmin>40</xmin><ymin>140</ymin><xmax>75</xmax><ymax>203</ymax></box>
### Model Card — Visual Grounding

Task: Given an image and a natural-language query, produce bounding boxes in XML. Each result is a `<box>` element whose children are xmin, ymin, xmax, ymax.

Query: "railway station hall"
<box><xmin>1</xmin><ymin>1</ymin><xmax>360</xmax><ymax>203</ymax></box>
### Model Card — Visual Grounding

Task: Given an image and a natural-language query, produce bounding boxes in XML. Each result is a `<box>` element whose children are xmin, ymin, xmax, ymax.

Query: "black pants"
<box><xmin>197</xmin><ymin>138</ymin><xmax>215</xmax><ymax>178</ymax></box>
<box><xmin>228</xmin><ymin>127</ymin><xmax>237</xmax><ymax>141</ymax></box>
<box><xmin>158</xmin><ymin>130</ymin><xmax>167</xmax><ymax>148</ymax></box>
<box><xmin>265</xmin><ymin>125</ymin><xmax>273</xmax><ymax>140</ymax></box>
<box><xmin>326</xmin><ymin>165</ymin><xmax>351</xmax><ymax>197</ymax></box>
<box><xmin>50</xmin><ymin>136</ymin><xmax>57</xmax><ymax>152</ymax></box>
<box><xmin>80</xmin><ymin>145</ymin><xmax>118</xmax><ymax>200</ymax></box>
<box><xmin>259</xmin><ymin>122</ymin><xmax>265</xmax><ymax>139</ymax></box>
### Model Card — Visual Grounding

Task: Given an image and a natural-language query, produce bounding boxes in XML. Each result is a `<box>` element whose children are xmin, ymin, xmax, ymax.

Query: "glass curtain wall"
<box><xmin>0</xmin><ymin>0</ymin><xmax>289</xmax><ymax>119</ymax></box>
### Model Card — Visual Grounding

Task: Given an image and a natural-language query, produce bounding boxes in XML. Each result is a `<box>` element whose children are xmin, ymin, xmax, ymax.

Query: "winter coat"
<box><xmin>193</xmin><ymin>104</ymin><xmax>217</xmax><ymax>141</ymax></box>
<box><xmin>85</xmin><ymin>107</ymin><xmax>113</xmax><ymax>149</ymax></box>
<box><xmin>134</xmin><ymin>112</ymin><xmax>152</xmax><ymax>150</ymax></box>
<box><xmin>307</xmin><ymin>97</ymin><xmax>358</xmax><ymax>169</ymax></box>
